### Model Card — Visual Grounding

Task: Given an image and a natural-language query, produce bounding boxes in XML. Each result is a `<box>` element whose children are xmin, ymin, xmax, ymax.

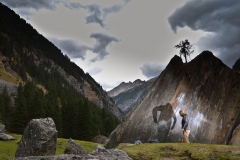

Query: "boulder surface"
<box><xmin>0</xmin><ymin>133</ymin><xmax>15</xmax><ymax>140</ymax></box>
<box><xmin>15</xmin><ymin>117</ymin><xmax>58</xmax><ymax>157</ymax></box>
<box><xmin>229</xmin><ymin>125</ymin><xmax>240</xmax><ymax>145</ymax></box>
<box><xmin>64</xmin><ymin>138</ymin><xmax>87</xmax><ymax>155</ymax></box>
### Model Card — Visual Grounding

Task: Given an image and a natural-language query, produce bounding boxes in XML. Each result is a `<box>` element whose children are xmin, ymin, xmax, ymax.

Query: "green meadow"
<box><xmin>1</xmin><ymin>134</ymin><xmax>240</xmax><ymax>160</ymax></box>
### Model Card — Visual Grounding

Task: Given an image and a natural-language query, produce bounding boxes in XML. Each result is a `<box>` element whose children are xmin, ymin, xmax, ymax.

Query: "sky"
<box><xmin>1</xmin><ymin>0</ymin><xmax>240</xmax><ymax>91</ymax></box>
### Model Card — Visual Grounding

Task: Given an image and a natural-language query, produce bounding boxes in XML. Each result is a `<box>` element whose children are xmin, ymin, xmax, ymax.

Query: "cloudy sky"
<box><xmin>1</xmin><ymin>0</ymin><xmax>240</xmax><ymax>91</ymax></box>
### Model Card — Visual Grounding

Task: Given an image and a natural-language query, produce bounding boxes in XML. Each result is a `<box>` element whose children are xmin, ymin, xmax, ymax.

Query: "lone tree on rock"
<box><xmin>174</xmin><ymin>39</ymin><xmax>194</xmax><ymax>63</ymax></box>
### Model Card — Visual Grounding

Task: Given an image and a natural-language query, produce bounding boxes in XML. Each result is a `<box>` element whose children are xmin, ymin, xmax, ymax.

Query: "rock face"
<box><xmin>15</xmin><ymin>117</ymin><xmax>58</xmax><ymax>157</ymax></box>
<box><xmin>229</xmin><ymin>125</ymin><xmax>240</xmax><ymax>145</ymax></box>
<box><xmin>64</xmin><ymin>138</ymin><xmax>87</xmax><ymax>155</ymax></box>
<box><xmin>108</xmin><ymin>79</ymin><xmax>145</xmax><ymax>97</ymax></box>
<box><xmin>111</xmin><ymin>78</ymin><xmax>156</xmax><ymax>114</ymax></box>
<box><xmin>105</xmin><ymin>51</ymin><xmax>240</xmax><ymax>148</ymax></box>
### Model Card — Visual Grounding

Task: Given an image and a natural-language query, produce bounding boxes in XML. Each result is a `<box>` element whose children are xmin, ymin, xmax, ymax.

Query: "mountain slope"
<box><xmin>108</xmin><ymin>79</ymin><xmax>145</xmax><ymax>97</ymax></box>
<box><xmin>0</xmin><ymin>2</ymin><xmax>123</xmax><ymax>121</ymax></box>
<box><xmin>110</xmin><ymin>78</ymin><xmax>156</xmax><ymax>114</ymax></box>
<box><xmin>105</xmin><ymin>51</ymin><xmax>240</xmax><ymax>148</ymax></box>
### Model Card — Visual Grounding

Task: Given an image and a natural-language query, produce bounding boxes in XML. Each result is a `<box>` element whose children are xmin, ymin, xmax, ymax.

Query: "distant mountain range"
<box><xmin>108</xmin><ymin>78</ymin><xmax>156</xmax><ymax>114</ymax></box>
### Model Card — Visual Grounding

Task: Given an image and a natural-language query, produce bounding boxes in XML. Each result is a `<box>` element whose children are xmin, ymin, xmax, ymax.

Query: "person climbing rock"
<box><xmin>179</xmin><ymin>109</ymin><xmax>190</xmax><ymax>143</ymax></box>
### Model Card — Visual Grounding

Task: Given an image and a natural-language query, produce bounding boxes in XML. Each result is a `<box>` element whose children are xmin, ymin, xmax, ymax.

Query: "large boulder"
<box><xmin>229</xmin><ymin>125</ymin><xmax>240</xmax><ymax>145</ymax></box>
<box><xmin>15</xmin><ymin>117</ymin><xmax>58</xmax><ymax>157</ymax></box>
<box><xmin>105</xmin><ymin>51</ymin><xmax>240</xmax><ymax>148</ymax></box>
<box><xmin>64</xmin><ymin>138</ymin><xmax>87</xmax><ymax>155</ymax></box>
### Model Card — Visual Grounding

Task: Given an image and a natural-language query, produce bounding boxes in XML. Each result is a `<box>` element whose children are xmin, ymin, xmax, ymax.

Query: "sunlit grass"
<box><xmin>117</xmin><ymin>143</ymin><xmax>240</xmax><ymax>160</ymax></box>
<box><xmin>0</xmin><ymin>134</ymin><xmax>99</xmax><ymax>159</ymax></box>
<box><xmin>1</xmin><ymin>135</ymin><xmax>240</xmax><ymax>160</ymax></box>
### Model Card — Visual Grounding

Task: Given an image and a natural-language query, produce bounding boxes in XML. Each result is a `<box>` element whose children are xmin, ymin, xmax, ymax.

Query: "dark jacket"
<box><xmin>181</xmin><ymin>114</ymin><xmax>190</xmax><ymax>130</ymax></box>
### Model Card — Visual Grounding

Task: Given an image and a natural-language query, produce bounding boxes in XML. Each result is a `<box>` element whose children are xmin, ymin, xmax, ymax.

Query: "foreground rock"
<box><xmin>91</xmin><ymin>145</ymin><xmax>132</xmax><ymax>159</ymax></box>
<box><xmin>92</xmin><ymin>135</ymin><xmax>107</xmax><ymax>144</ymax></box>
<box><xmin>15</xmin><ymin>117</ymin><xmax>58</xmax><ymax>157</ymax></box>
<box><xmin>64</xmin><ymin>138</ymin><xmax>87</xmax><ymax>155</ymax></box>
<box><xmin>105</xmin><ymin>51</ymin><xmax>240</xmax><ymax>148</ymax></box>
<box><xmin>0</xmin><ymin>133</ymin><xmax>15</xmax><ymax>140</ymax></box>
<box><xmin>11</xmin><ymin>145</ymin><xmax>132</xmax><ymax>160</ymax></box>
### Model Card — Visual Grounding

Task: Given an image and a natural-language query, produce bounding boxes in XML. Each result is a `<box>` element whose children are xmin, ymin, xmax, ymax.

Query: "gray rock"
<box><xmin>64</xmin><ymin>138</ymin><xmax>87</xmax><ymax>155</ymax></box>
<box><xmin>92</xmin><ymin>135</ymin><xmax>107</xmax><ymax>144</ymax></box>
<box><xmin>0</xmin><ymin>133</ymin><xmax>15</xmax><ymax>140</ymax></box>
<box><xmin>91</xmin><ymin>144</ymin><xmax>132</xmax><ymax>160</ymax></box>
<box><xmin>0</xmin><ymin>123</ymin><xmax>6</xmax><ymax>133</ymax></box>
<box><xmin>229</xmin><ymin>125</ymin><xmax>240</xmax><ymax>145</ymax></box>
<box><xmin>10</xmin><ymin>154</ymin><xmax>87</xmax><ymax>160</ymax></box>
<box><xmin>15</xmin><ymin>117</ymin><xmax>58</xmax><ymax>157</ymax></box>
<box><xmin>11</xmin><ymin>146</ymin><xmax>133</xmax><ymax>160</ymax></box>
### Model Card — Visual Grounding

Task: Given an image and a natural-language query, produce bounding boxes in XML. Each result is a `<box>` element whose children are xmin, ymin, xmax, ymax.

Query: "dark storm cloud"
<box><xmin>49</xmin><ymin>37</ymin><xmax>91</xmax><ymax>60</ymax></box>
<box><xmin>140</xmin><ymin>63</ymin><xmax>164</xmax><ymax>79</ymax></box>
<box><xmin>49</xmin><ymin>33</ymin><xmax>119</xmax><ymax>63</ymax></box>
<box><xmin>90</xmin><ymin>33</ymin><xmax>120</xmax><ymax>62</ymax></box>
<box><xmin>85</xmin><ymin>4</ymin><xmax>105</xmax><ymax>27</ymax></box>
<box><xmin>64</xmin><ymin>0</ymin><xmax>131</xmax><ymax>28</ymax></box>
<box><xmin>0</xmin><ymin>0</ymin><xmax>60</xmax><ymax>10</ymax></box>
<box><xmin>168</xmin><ymin>0</ymin><xmax>240</xmax><ymax>67</ymax></box>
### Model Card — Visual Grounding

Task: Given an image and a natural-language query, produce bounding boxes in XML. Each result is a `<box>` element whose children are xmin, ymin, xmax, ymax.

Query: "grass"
<box><xmin>0</xmin><ymin>134</ymin><xmax>98</xmax><ymax>160</ymax></box>
<box><xmin>1</xmin><ymin>135</ymin><xmax>240</xmax><ymax>160</ymax></box>
<box><xmin>117</xmin><ymin>143</ymin><xmax>240</xmax><ymax>160</ymax></box>
<box><xmin>0</xmin><ymin>68</ymin><xmax>20</xmax><ymax>85</ymax></box>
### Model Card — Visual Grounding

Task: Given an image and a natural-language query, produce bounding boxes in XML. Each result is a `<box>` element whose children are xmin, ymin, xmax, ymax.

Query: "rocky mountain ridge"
<box><xmin>110</xmin><ymin>77</ymin><xmax>156</xmax><ymax>114</ymax></box>
<box><xmin>105</xmin><ymin>51</ymin><xmax>240</xmax><ymax>148</ymax></box>
<box><xmin>108</xmin><ymin>79</ymin><xmax>145</xmax><ymax>97</ymax></box>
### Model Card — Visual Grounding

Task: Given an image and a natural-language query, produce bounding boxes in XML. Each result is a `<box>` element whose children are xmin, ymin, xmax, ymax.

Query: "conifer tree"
<box><xmin>13</xmin><ymin>83</ymin><xmax>28</xmax><ymax>134</ymax></box>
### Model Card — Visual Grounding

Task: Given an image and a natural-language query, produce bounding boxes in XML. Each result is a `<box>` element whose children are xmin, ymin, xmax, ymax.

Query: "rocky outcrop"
<box><xmin>91</xmin><ymin>144</ymin><xmax>132</xmax><ymax>160</ymax></box>
<box><xmin>105</xmin><ymin>51</ymin><xmax>240</xmax><ymax>148</ymax></box>
<box><xmin>229</xmin><ymin>125</ymin><xmax>240</xmax><ymax>145</ymax></box>
<box><xmin>11</xmin><ymin>145</ymin><xmax>132</xmax><ymax>160</ymax></box>
<box><xmin>0</xmin><ymin>133</ymin><xmax>15</xmax><ymax>140</ymax></box>
<box><xmin>111</xmin><ymin>78</ymin><xmax>156</xmax><ymax>114</ymax></box>
<box><xmin>15</xmin><ymin>117</ymin><xmax>58</xmax><ymax>157</ymax></box>
<box><xmin>108</xmin><ymin>79</ymin><xmax>145</xmax><ymax>97</ymax></box>
<box><xmin>92</xmin><ymin>135</ymin><xmax>108</xmax><ymax>144</ymax></box>
<box><xmin>64</xmin><ymin>138</ymin><xmax>87</xmax><ymax>155</ymax></box>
